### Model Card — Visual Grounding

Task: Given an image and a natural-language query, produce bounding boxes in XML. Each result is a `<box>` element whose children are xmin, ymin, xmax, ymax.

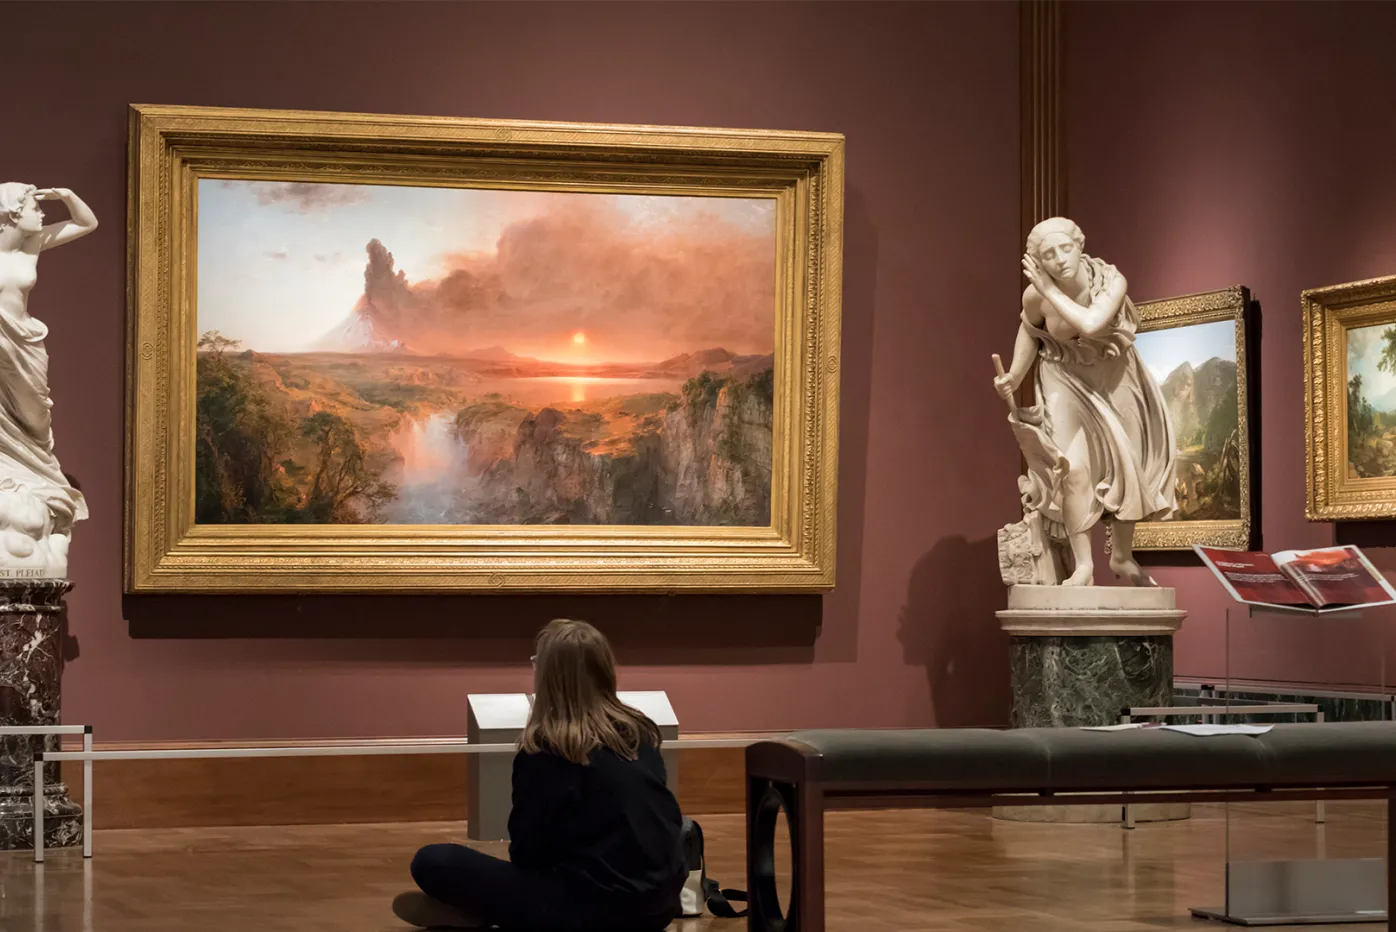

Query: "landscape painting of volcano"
<box><xmin>194</xmin><ymin>179</ymin><xmax>777</xmax><ymax>527</ymax></box>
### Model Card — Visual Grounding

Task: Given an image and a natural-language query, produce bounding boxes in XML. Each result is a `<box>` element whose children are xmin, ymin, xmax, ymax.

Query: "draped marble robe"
<box><xmin>1019</xmin><ymin>255</ymin><xmax>1175</xmax><ymax>539</ymax></box>
<box><xmin>0</xmin><ymin>231</ymin><xmax>86</xmax><ymax>579</ymax></box>
<box><xmin>0</xmin><ymin>300</ymin><xmax>86</xmax><ymax>538</ymax></box>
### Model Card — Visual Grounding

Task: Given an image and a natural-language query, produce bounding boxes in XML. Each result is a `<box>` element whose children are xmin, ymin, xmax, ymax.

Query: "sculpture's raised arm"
<box><xmin>35</xmin><ymin>188</ymin><xmax>98</xmax><ymax>252</ymax></box>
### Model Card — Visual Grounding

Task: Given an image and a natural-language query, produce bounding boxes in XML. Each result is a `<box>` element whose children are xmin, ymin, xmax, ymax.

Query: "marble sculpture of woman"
<box><xmin>0</xmin><ymin>183</ymin><xmax>97</xmax><ymax>579</ymax></box>
<box><xmin>993</xmin><ymin>217</ymin><xmax>1175</xmax><ymax>587</ymax></box>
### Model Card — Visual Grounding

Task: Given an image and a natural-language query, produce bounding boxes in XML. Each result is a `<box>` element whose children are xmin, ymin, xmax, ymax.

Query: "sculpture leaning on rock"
<box><xmin>994</xmin><ymin>217</ymin><xmax>1176</xmax><ymax>588</ymax></box>
<box><xmin>0</xmin><ymin>183</ymin><xmax>97</xmax><ymax>580</ymax></box>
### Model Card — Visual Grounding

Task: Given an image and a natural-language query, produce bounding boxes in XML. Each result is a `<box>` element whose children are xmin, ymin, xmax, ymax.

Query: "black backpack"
<box><xmin>678</xmin><ymin>817</ymin><xmax>748</xmax><ymax>918</ymax></box>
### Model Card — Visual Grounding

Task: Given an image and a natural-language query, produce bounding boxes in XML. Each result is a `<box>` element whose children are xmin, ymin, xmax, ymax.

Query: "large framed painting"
<box><xmin>1305</xmin><ymin>275</ymin><xmax>1396</xmax><ymax>521</ymax></box>
<box><xmin>1132</xmin><ymin>285</ymin><xmax>1258</xmax><ymax>550</ymax></box>
<box><xmin>125</xmin><ymin>105</ymin><xmax>844</xmax><ymax>593</ymax></box>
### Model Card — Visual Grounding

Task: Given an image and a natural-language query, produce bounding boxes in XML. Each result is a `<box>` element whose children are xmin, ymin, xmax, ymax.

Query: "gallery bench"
<box><xmin>745</xmin><ymin>722</ymin><xmax>1396</xmax><ymax>932</ymax></box>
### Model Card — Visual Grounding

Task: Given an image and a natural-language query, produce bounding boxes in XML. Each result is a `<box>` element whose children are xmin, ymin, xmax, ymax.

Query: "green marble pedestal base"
<box><xmin>1009</xmin><ymin>634</ymin><xmax>1172</xmax><ymax>728</ymax></box>
<box><xmin>994</xmin><ymin>585</ymin><xmax>1189</xmax><ymax>824</ymax></box>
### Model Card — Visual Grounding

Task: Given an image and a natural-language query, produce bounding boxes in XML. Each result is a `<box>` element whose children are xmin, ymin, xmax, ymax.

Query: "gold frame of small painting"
<box><xmin>124</xmin><ymin>104</ymin><xmax>844</xmax><ymax>593</ymax></box>
<box><xmin>1133</xmin><ymin>285</ymin><xmax>1258</xmax><ymax>550</ymax></box>
<box><xmin>1304</xmin><ymin>274</ymin><xmax>1396</xmax><ymax>521</ymax></box>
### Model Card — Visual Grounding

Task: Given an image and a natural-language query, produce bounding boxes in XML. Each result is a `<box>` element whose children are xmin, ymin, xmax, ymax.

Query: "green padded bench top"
<box><xmin>781</xmin><ymin>722</ymin><xmax>1396</xmax><ymax>791</ymax></box>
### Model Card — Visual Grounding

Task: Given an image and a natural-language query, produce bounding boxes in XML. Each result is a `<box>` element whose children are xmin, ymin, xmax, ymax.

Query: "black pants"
<box><xmin>410</xmin><ymin>844</ymin><xmax>677</xmax><ymax>932</ymax></box>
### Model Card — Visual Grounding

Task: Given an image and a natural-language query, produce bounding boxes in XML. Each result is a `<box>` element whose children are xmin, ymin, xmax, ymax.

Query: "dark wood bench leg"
<box><xmin>747</xmin><ymin>775</ymin><xmax>826</xmax><ymax>932</ymax></box>
<box><xmin>748</xmin><ymin>774</ymin><xmax>787</xmax><ymax>932</ymax></box>
<box><xmin>747</xmin><ymin>774</ymin><xmax>769</xmax><ymax>932</ymax></box>
<box><xmin>796</xmin><ymin>779</ymin><xmax>826</xmax><ymax>932</ymax></box>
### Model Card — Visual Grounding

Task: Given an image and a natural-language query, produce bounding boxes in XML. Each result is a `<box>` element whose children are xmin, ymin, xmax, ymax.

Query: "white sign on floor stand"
<box><xmin>466</xmin><ymin>693</ymin><xmax>532</xmax><ymax>842</ymax></box>
<box><xmin>618</xmin><ymin>690</ymin><xmax>680</xmax><ymax>790</ymax></box>
<box><xmin>465</xmin><ymin>691</ymin><xmax>680</xmax><ymax>842</ymax></box>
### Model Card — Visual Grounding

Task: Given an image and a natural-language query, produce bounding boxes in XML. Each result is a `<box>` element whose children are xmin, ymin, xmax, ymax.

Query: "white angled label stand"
<box><xmin>465</xmin><ymin>691</ymin><xmax>680</xmax><ymax>842</ymax></box>
<box><xmin>618</xmin><ymin>690</ymin><xmax>681</xmax><ymax>790</ymax></box>
<box><xmin>466</xmin><ymin>694</ymin><xmax>533</xmax><ymax>842</ymax></box>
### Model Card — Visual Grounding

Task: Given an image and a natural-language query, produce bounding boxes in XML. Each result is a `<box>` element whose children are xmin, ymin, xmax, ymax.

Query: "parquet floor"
<box><xmin>0</xmin><ymin>802</ymin><xmax>1387</xmax><ymax>931</ymax></box>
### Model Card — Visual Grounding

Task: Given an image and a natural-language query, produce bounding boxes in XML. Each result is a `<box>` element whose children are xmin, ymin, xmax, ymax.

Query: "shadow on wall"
<box><xmin>1336</xmin><ymin>522</ymin><xmax>1396</xmax><ymax>552</ymax></box>
<box><xmin>898</xmin><ymin>535</ymin><xmax>1012</xmax><ymax>727</ymax></box>
<box><xmin>121</xmin><ymin>592</ymin><xmax>821</xmax><ymax>666</ymax></box>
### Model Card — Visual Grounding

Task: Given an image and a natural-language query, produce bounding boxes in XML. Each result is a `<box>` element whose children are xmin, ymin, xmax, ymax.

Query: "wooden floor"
<box><xmin>0</xmin><ymin>802</ymin><xmax>1387</xmax><ymax>931</ymax></box>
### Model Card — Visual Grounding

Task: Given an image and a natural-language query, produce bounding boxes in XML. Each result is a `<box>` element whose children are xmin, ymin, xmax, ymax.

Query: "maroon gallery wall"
<box><xmin>1068</xmin><ymin>1</ymin><xmax>1396</xmax><ymax>690</ymax></box>
<box><xmin>7</xmin><ymin>1</ymin><xmax>1022</xmax><ymax>741</ymax></box>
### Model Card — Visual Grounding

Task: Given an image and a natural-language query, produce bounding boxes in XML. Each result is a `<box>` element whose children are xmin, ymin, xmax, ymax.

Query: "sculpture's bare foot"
<box><xmin>1063</xmin><ymin>562</ymin><xmax>1094</xmax><ymax>586</ymax></box>
<box><xmin>1110</xmin><ymin>553</ymin><xmax>1155</xmax><ymax>587</ymax></box>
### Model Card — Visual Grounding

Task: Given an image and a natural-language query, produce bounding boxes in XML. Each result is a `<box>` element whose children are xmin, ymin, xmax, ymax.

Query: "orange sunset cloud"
<box><xmin>323</xmin><ymin>195</ymin><xmax>776</xmax><ymax>364</ymax></box>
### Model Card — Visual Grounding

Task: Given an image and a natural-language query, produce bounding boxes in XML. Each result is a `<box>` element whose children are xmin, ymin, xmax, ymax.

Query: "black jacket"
<box><xmin>507</xmin><ymin>737</ymin><xmax>686</xmax><ymax>910</ymax></box>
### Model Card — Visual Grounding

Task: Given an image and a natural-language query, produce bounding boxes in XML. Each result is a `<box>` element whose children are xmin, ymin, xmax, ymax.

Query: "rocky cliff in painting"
<box><xmin>455</xmin><ymin>366</ymin><xmax>774</xmax><ymax>525</ymax></box>
<box><xmin>1160</xmin><ymin>357</ymin><xmax>1235</xmax><ymax>445</ymax></box>
<box><xmin>1157</xmin><ymin>356</ymin><xmax>1241</xmax><ymax>521</ymax></box>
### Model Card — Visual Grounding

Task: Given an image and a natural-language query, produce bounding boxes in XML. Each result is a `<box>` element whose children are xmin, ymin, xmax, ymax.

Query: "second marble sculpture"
<box><xmin>0</xmin><ymin>184</ymin><xmax>97</xmax><ymax>580</ymax></box>
<box><xmin>994</xmin><ymin>217</ymin><xmax>1176</xmax><ymax>587</ymax></box>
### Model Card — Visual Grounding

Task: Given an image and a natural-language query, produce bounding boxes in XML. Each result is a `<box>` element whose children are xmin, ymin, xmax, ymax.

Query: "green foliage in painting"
<box><xmin>195</xmin><ymin>331</ymin><xmax>395</xmax><ymax>524</ymax></box>
<box><xmin>1348</xmin><ymin>371</ymin><xmax>1392</xmax><ymax>479</ymax></box>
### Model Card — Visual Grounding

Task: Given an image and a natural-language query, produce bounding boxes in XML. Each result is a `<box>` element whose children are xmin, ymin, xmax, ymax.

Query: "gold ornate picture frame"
<box><xmin>1305</xmin><ymin>275</ymin><xmax>1396</xmax><ymax>521</ymax></box>
<box><xmin>1133</xmin><ymin>285</ymin><xmax>1258</xmax><ymax>550</ymax></box>
<box><xmin>124</xmin><ymin>104</ymin><xmax>844</xmax><ymax>593</ymax></box>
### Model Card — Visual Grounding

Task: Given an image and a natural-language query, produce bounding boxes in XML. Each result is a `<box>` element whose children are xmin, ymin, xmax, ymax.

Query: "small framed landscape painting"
<box><xmin>1305</xmin><ymin>275</ymin><xmax>1396</xmax><ymax>520</ymax></box>
<box><xmin>125</xmin><ymin>105</ymin><xmax>844</xmax><ymax>593</ymax></box>
<box><xmin>1132</xmin><ymin>285</ymin><xmax>1258</xmax><ymax>550</ymax></box>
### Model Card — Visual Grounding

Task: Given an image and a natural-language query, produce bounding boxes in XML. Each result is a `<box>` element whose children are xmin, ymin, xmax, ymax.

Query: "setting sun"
<box><xmin>573</xmin><ymin>332</ymin><xmax>587</xmax><ymax>345</ymax></box>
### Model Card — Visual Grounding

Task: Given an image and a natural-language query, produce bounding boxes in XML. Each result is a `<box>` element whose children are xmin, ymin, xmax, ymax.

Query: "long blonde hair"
<box><xmin>520</xmin><ymin>618</ymin><xmax>661</xmax><ymax>765</ymax></box>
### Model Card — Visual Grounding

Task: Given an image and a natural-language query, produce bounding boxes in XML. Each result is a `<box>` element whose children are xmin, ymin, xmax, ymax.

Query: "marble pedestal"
<box><xmin>994</xmin><ymin>585</ymin><xmax>1188</xmax><ymax>824</ymax></box>
<box><xmin>0</xmin><ymin>580</ymin><xmax>81</xmax><ymax>850</ymax></box>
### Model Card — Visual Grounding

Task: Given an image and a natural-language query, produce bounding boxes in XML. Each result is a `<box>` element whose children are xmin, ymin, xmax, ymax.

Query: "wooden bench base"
<box><xmin>746</xmin><ymin>738</ymin><xmax>1396</xmax><ymax>932</ymax></box>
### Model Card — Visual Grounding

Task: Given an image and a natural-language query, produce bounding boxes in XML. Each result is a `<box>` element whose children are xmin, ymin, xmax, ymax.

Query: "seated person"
<box><xmin>393</xmin><ymin>618</ymin><xmax>687</xmax><ymax>931</ymax></box>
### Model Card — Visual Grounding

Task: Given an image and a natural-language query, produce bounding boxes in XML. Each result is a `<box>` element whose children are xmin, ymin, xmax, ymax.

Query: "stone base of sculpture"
<box><xmin>993</xmin><ymin>585</ymin><xmax>1189</xmax><ymax>824</ymax></box>
<box><xmin>997</xmin><ymin>584</ymin><xmax>1188</xmax><ymax>640</ymax></box>
<box><xmin>0</xmin><ymin>580</ymin><xmax>81</xmax><ymax>850</ymax></box>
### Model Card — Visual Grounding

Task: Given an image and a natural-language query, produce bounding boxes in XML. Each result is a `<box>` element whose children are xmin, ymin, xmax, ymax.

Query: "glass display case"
<box><xmin>1186</xmin><ymin>604</ymin><xmax>1392</xmax><ymax>925</ymax></box>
